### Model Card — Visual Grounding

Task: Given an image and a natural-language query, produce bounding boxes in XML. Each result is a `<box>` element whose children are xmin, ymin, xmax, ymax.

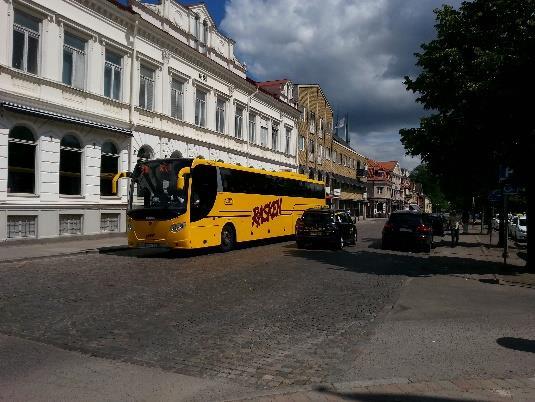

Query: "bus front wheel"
<box><xmin>220</xmin><ymin>224</ymin><xmax>236</xmax><ymax>252</ymax></box>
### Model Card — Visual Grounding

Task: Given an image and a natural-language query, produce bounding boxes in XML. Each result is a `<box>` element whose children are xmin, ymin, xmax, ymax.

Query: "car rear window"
<box><xmin>388</xmin><ymin>214</ymin><xmax>422</xmax><ymax>226</ymax></box>
<box><xmin>519</xmin><ymin>218</ymin><xmax>527</xmax><ymax>226</ymax></box>
<box><xmin>302</xmin><ymin>212</ymin><xmax>332</xmax><ymax>224</ymax></box>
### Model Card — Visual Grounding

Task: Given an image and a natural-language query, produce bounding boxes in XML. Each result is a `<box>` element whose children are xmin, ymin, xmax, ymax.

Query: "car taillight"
<box><xmin>416</xmin><ymin>224</ymin><xmax>432</xmax><ymax>233</ymax></box>
<box><xmin>383</xmin><ymin>223</ymin><xmax>394</xmax><ymax>232</ymax></box>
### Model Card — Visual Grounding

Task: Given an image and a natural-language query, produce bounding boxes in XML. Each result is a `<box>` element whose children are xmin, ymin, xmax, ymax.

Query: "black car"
<box><xmin>381</xmin><ymin>211</ymin><xmax>433</xmax><ymax>252</ymax></box>
<box><xmin>295</xmin><ymin>209</ymin><xmax>357</xmax><ymax>249</ymax></box>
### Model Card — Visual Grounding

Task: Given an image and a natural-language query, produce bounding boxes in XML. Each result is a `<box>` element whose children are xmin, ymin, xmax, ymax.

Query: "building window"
<box><xmin>309</xmin><ymin>111</ymin><xmax>316</xmax><ymax>132</ymax></box>
<box><xmin>100</xmin><ymin>142</ymin><xmax>119</xmax><ymax>196</ymax></box>
<box><xmin>59</xmin><ymin>214</ymin><xmax>83</xmax><ymax>235</ymax></box>
<box><xmin>12</xmin><ymin>10</ymin><xmax>40</xmax><ymax>74</ymax></box>
<box><xmin>377</xmin><ymin>187</ymin><xmax>383</xmax><ymax>195</ymax></box>
<box><xmin>195</xmin><ymin>88</ymin><xmax>207</xmax><ymax>127</ymax></box>
<box><xmin>7</xmin><ymin>216</ymin><xmax>37</xmax><ymax>239</ymax></box>
<box><xmin>333</xmin><ymin>150</ymin><xmax>338</xmax><ymax>163</ymax></box>
<box><xmin>271</xmin><ymin>124</ymin><xmax>279</xmax><ymax>151</ymax></box>
<box><xmin>137</xmin><ymin>146</ymin><xmax>153</xmax><ymax>162</ymax></box>
<box><xmin>101</xmin><ymin>213</ymin><xmax>120</xmax><ymax>233</ymax></box>
<box><xmin>139</xmin><ymin>64</ymin><xmax>155</xmax><ymax>110</ymax></box>
<box><xmin>171</xmin><ymin>77</ymin><xmax>184</xmax><ymax>120</ymax></box>
<box><xmin>260</xmin><ymin>123</ymin><xmax>268</xmax><ymax>147</ymax></box>
<box><xmin>60</xmin><ymin>135</ymin><xmax>82</xmax><ymax>196</ymax></box>
<box><xmin>248</xmin><ymin>113</ymin><xmax>256</xmax><ymax>143</ymax></box>
<box><xmin>298</xmin><ymin>135</ymin><xmax>305</xmax><ymax>151</ymax></box>
<box><xmin>285</xmin><ymin>127</ymin><xmax>291</xmax><ymax>154</ymax></box>
<box><xmin>326</xmin><ymin>147</ymin><xmax>331</xmax><ymax>160</ymax></box>
<box><xmin>235</xmin><ymin>106</ymin><xmax>244</xmax><ymax>139</ymax></box>
<box><xmin>319</xmin><ymin>118</ymin><xmax>323</xmax><ymax>136</ymax></box>
<box><xmin>63</xmin><ymin>31</ymin><xmax>86</xmax><ymax>89</ymax></box>
<box><xmin>104</xmin><ymin>49</ymin><xmax>122</xmax><ymax>100</ymax></box>
<box><xmin>216</xmin><ymin>97</ymin><xmax>226</xmax><ymax>133</ymax></box>
<box><xmin>194</xmin><ymin>14</ymin><xmax>201</xmax><ymax>40</ymax></box>
<box><xmin>8</xmin><ymin>126</ymin><xmax>36</xmax><ymax>194</ymax></box>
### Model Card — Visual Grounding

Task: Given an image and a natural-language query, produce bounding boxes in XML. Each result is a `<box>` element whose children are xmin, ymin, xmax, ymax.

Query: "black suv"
<box><xmin>295</xmin><ymin>209</ymin><xmax>357</xmax><ymax>249</ymax></box>
<box><xmin>382</xmin><ymin>211</ymin><xmax>433</xmax><ymax>252</ymax></box>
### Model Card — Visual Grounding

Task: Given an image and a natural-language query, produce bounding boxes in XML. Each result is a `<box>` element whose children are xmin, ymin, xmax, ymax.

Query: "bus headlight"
<box><xmin>169</xmin><ymin>223</ymin><xmax>186</xmax><ymax>233</ymax></box>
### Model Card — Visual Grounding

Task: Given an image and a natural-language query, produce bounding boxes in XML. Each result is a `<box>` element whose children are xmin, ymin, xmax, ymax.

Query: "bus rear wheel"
<box><xmin>220</xmin><ymin>224</ymin><xmax>236</xmax><ymax>252</ymax></box>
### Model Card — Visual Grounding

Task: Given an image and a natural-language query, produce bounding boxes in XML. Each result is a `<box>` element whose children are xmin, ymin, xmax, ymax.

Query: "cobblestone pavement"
<box><xmin>0</xmin><ymin>222</ymin><xmax>404</xmax><ymax>390</ymax></box>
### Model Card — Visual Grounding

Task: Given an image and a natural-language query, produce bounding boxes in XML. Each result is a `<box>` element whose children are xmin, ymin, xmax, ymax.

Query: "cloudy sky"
<box><xmin>215</xmin><ymin>0</ymin><xmax>463</xmax><ymax>170</ymax></box>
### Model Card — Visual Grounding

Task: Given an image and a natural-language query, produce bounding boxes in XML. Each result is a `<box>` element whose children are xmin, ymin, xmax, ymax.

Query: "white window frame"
<box><xmin>215</xmin><ymin>97</ymin><xmax>226</xmax><ymax>134</ymax></box>
<box><xmin>139</xmin><ymin>64</ymin><xmax>155</xmax><ymax>110</ymax></box>
<box><xmin>234</xmin><ymin>105</ymin><xmax>244</xmax><ymax>139</ymax></box>
<box><xmin>12</xmin><ymin>10</ymin><xmax>40</xmax><ymax>75</ymax></box>
<box><xmin>298</xmin><ymin>135</ymin><xmax>305</xmax><ymax>151</ymax></box>
<box><xmin>104</xmin><ymin>48</ymin><xmax>122</xmax><ymax>100</ymax></box>
<box><xmin>63</xmin><ymin>31</ymin><xmax>87</xmax><ymax>89</ymax></box>
<box><xmin>248</xmin><ymin>113</ymin><xmax>256</xmax><ymax>144</ymax></box>
<box><xmin>195</xmin><ymin>88</ymin><xmax>207</xmax><ymax>127</ymax></box>
<box><xmin>285</xmin><ymin>127</ymin><xmax>291</xmax><ymax>155</ymax></box>
<box><xmin>271</xmin><ymin>124</ymin><xmax>279</xmax><ymax>152</ymax></box>
<box><xmin>170</xmin><ymin>76</ymin><xmax>185</xmax><ymax>120</ymax></box>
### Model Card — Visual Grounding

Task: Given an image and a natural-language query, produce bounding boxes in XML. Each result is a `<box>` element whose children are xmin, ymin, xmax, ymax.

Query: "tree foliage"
<box><xmin>409</xmin><ymin>164</ymin><xmax>449</xmax><ymax>211</ymax></box>
<box><xmin>400</xmin><ymin>0</ymin><xmax>535</xmax><ymax>201</ymax></box>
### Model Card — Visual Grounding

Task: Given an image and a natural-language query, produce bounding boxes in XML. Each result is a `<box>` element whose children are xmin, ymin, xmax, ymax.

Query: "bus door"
<box><xmin>189</xmin><ymin>165</ymin><xmax>219</xmax><ymax>247</ymax></box>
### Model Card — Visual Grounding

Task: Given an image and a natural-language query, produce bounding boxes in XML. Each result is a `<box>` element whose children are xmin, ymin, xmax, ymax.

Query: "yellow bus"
<box><xmin>113</xmin><ymin>158</ymin><xmax>325</xmax><ymax>251</ymax></box>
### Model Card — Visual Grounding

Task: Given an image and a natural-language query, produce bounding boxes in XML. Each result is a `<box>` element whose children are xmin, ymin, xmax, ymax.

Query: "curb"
<box><xmin>0</xmin><ymin>245</ymin><xmax>130</xmax><ymax>265</ymax></box>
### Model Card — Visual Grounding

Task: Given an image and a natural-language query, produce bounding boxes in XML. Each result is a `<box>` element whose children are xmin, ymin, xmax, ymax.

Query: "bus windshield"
<box><xmin>129</xmin><ymin>159</ymin><xmax>192</xmax><ymax>214</ymax></box>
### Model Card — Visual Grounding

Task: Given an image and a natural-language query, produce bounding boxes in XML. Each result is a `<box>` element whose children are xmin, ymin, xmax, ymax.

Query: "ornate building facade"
<box><xmin>0</xmin><ymin>0</ymin><xmax>299</xmax><ymax>241</ymax></box>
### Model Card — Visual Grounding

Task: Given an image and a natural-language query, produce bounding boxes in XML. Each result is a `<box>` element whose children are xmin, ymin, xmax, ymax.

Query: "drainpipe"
<box><xmin>128</xmin><ymin>17</ymin><xmax>139</xmax><ymax>171</ymax></box>
<box><xmin>245</xmin><ymin>86</ymin><xmax>259</xmax><ymax>167</ymax></box>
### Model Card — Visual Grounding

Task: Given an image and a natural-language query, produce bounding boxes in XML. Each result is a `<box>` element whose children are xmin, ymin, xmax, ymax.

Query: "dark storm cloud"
<box><xmin>221</xmin><ymin>0</ymin><xmax>462</xmax><ymax>169</ymax></box>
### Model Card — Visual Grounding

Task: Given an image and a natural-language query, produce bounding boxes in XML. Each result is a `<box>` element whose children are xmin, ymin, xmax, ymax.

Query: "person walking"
<box><xmin>449</xmin><ymin>212</ymin><xmax>461</xmax><ymax>247</ymax></box>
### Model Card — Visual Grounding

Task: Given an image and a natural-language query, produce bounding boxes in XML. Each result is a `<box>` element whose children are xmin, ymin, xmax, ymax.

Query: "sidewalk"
<box><xmin>233</xmin><ymin>375</ymin><xmax>535</xmax><ymax>401</ymax></box>
<box><xmin>0</xmin><ymin>234</ymin><xmax>128</xmax><ymax>264</ymax></box>
<box><xmin>432</xmin><ymin>225</ymin><xmax>533</xmax><ymax>287</ymax></box>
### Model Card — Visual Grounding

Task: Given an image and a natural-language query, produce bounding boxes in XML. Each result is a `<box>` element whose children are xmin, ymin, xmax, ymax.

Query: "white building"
<box><xmin>0</xmin><ymin>0</ymin><xmax>299</xmax><ymax>241</ymax></box>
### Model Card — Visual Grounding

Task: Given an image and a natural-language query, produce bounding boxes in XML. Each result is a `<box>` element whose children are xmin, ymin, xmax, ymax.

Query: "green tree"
<box><xmin>400</xmin><ymin>0</ymin><xmax>534</xmax><ymax>268</ymax></box>
<box><xmin>409</xmin><ymin>164</ymin><xmax>449</xmax><ymax>211</ymax></box>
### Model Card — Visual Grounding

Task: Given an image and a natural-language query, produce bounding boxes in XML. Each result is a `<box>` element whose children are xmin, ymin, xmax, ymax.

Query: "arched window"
<box><xmin>170</xmin><ymin>150</ymin><xmax>183</xmax><ymax>159</ymax></box>
<box><xmin>8</xmin><ymin>126</ymin><xmax>36</xmax><ymax>193</ymax></box>
<box><xmin>317</xmin><ymin>171</ymin><xmax>323</xmax><ymax>181</ymax></box>
<box><xmin>60</xmin><ymin>135</ymin><xmax>82</xmax><ymax>195</ymax></box>
<box><xmin>100</xmin><ymin>142</ymin><xmax>119</xmax><ymax>196</ymax></box>
<box><xmin>137</xmin><ymin>146</ymin><xmax>152</xmax><ymax>161</ymax></box>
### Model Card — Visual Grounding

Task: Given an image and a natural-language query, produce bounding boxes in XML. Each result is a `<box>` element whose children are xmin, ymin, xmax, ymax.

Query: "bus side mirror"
<box><xmin>111</xmin><ymin>171</ymin><xmax>131</xmax><ymax>194</ymax></box>
<box><xmin>177</xmin><ymin>167</ymin><xmax>191</xmax><ymax>190</ymax></box>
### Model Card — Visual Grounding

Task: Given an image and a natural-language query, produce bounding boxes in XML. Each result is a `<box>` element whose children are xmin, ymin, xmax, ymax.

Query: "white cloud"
<box><xmin>221</xmin><ymin>0</ymin><xmax>461</xmax><ymax>169</ymax></box>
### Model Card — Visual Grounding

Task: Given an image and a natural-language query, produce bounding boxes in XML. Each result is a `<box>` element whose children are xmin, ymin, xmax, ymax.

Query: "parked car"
<box><xmin>295</xmin><ymin>209</ymin><xmax>357</xmax><ymax>249</ymax></box>
<box><xmin>428</xmin><ymin>213</ymin><xmax>446</xmax><ymax>236</ymax></box>
<box><xmin>512</xmin><ymin>216</ymin><xmax>527</xmax><ymax>242</ymax></box>
<box><xmin>382</xmin><ymin>211</ymin><xmax>433</xmax><ymax>252</ymax></box>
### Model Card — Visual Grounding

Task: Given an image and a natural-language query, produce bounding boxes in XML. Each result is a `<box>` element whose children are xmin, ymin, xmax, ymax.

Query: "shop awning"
<box><xmin>1</xmin><ymin>101</ymin><xmax>132</xmax><ymax>136</ymax></box>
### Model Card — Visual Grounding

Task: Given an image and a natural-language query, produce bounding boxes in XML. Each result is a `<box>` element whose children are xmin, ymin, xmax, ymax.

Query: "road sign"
<box><xmin>503</xmin><ymin>184</ymin><xmax>520</xmax><ymax>195</ymax></box>
<box><xmin>488</xmin><ymin>190</ymin><xmax>502</xmax><ymax>202</ymax></box>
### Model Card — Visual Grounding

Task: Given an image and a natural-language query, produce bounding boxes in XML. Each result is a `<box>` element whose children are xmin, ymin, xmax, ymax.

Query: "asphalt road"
<box><xmin>0</xmin><ymin>219</ymin><xmax>534</xmax><ymax>400</ymax></box>
<box><xmin>0</xmin><ymin>221</ymin><xmax>403</xmax><ymax>389</ymax></box>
